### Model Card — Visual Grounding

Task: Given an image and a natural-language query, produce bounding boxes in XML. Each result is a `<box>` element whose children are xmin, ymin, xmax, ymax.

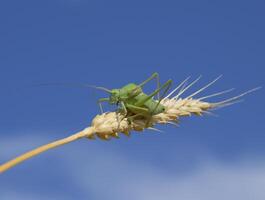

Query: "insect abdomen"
<box><xmin>134</xmin><ymin>93</ymin><xmax>165</xmax><ymax>115</ymax></box>
<box><xmin>144</xmin><ymin>99</ymin><xmax>165</xmax><ymax>115</ymax></box>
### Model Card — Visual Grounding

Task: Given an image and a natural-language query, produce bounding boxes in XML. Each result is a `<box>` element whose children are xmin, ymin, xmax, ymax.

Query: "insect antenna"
<box><xmin>88</xmin><ymin>85</ymin><xmax>112</xmax><ymax>93</ymax></box>
<box><xmin>29</xmin><ymin>82</ymin><xmax>112</xmax><ymax>93</ymax></box>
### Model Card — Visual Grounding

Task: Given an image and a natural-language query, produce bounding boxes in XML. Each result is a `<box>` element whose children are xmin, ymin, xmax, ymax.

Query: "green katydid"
<box><xmin>95</xmin><ymin>73</ymin><xmax>173</xmax><ymax>124</ymax></box>
<box><xmin>31</xmin><ymin>73</ymin><xmax>173</xmax><ymax>125</ymax></box>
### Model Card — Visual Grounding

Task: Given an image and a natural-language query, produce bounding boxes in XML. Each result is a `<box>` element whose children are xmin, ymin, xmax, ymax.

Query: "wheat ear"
<box><xmin>0</xmin><ymin>77</ymin><xmax>260</xmax><ymax>173</ymax></box>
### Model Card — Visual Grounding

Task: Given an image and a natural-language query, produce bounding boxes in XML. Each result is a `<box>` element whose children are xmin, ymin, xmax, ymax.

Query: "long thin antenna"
<box><xmin>30</xmin><ymin>82</ymin><xmax>112</xmax><ymax>93</ymax></box>
<box><xmin>90</xmin><ymin>85</ymin><xmax>112</xmax><ymax>93</ymax></box>
<box><xmin>186</xmin><ymin>75</ymin><xmax>222</xmax><ymax>99</ymax></box>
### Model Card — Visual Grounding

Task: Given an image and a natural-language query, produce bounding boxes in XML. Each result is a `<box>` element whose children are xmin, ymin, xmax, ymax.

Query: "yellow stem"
<box><xmin>0</xmin><ymin>127</ymin><xmax>94</xmax><ymax>174</ymax></box>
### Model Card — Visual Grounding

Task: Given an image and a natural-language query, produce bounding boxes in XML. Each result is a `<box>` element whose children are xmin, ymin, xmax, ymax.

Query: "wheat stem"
<box><xmin>0</xmin><ymin>128</ymin><xmax>94</xmax><ymax>173</ymax></box>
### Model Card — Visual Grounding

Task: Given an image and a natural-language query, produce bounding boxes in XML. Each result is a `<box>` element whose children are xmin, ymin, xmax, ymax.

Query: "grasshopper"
<box><xmin>96</xmin><ymin>73</ymin><xmax>172</xmax><ymax>124</ymax></box>
<box><xmin>31</xmin><ymin>73</ymin><xmax>172</xmax><ymax>125</ymax></box>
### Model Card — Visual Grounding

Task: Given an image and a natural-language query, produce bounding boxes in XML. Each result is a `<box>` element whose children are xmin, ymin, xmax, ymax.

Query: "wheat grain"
<box><xmin>88</xmin><ymin>77</ymin><xmax>260</xmax><ymax>140</ymax></box>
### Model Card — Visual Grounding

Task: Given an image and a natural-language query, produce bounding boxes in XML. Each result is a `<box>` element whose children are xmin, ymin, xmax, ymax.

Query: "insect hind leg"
<box><xmin>146</xmin><ymin>79</ymin><xmax>173</xmax><ymax>127</ymax></box>
<box><xmin>135</xmin><ymin>79</ymin><xmax>172</xmax><ymax>107</ymax></box>
<box><xmin>125</xmin><ymin>104</ymin><xmax>149</xmax><ymax>124</ymax></box>
<box><xmin>138</xmin><ymin>72</ymin><xmax>161</xmax><ymax>99</ymax></box>
<box><xmin>153</xmin><ymin>79</ymin><xmax>173</xmax><ymax>113</ymax></box>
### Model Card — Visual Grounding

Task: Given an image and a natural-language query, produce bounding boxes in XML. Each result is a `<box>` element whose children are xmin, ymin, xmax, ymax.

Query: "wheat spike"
<box><xmin>0</xmin><ymin>78</ymin><xmax>260</xmax><ymax>173</ymax></box>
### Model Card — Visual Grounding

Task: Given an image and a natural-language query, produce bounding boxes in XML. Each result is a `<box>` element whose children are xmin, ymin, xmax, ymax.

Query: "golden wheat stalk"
<box><xmin>0</xmin><ymin>77</ymin><xmax>260</xmax><ymax>173</ymax></box>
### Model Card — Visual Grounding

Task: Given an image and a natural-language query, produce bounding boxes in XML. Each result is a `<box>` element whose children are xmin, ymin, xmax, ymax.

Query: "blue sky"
<box><xmin>0</xmin><ymin>0</ymin><xmax>264</xmax><ymax>199</ymax></box>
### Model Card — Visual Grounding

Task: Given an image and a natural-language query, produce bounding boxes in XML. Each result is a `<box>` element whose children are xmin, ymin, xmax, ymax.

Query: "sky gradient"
<box><xmin>0</xmin><ymin>0</ymin><xmax>265</xmax><ymax>199</ymax></box>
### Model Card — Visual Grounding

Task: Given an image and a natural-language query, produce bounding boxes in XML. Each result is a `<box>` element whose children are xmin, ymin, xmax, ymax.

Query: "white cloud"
<box><xmin>1</xmin><ymin>191</ymin><xmax>67</xmax><ymax>200</ymax></box>
<box><xmin>66</xmin><ymin>148</ymin><xmax>265</xmax><ymax>200</ymax></box>
<box><xmin>1</xmin><ymin>134</ymin><xmax>265</xmax><ymax>200</ymax></box>
<box><xmin>62</xmin><ymin>143</ymin><xmax>265</xmax><ymax>200</ymax></box>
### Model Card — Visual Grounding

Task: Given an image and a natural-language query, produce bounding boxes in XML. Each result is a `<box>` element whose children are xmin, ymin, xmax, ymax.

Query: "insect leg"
<box><xmin>126</xmin><ymin>104</ymin><xmax>149</xmax><ymax>124</ymax></box>
<box><xmin>97</xmin><ymin>98</ymin><xmax>110</xmax><ymax>113</ymax></box>
<box><xmin>155</xmin><ymin>73</ymin><xmax>161</xmax><ymax>100</ymax></box>
<box><xmin>126</xmin><ymin>103</ymin><xmax>149</xmax><ymax>114</ymax></box>
<box><xmin>145</xmin><ymin>80</ymin><xmax>173</xmax><ymax>127</ymax></box>
<box><xmin>120</xmin><ymin>101</ymin><xmax>128</xmax><ymax>115</ymax></box>
<box><xmin>138</xmin><ymin>72</ymin><xmax>161</xmax><ymax>99</ymax></box>
<box><xmin>127</xmin><ymin>113</ymin><xmax>146</xmax><ymax>124</ymax></box>
<box><xmin>138</xmin><ymin>72</ymin><xmax>159</xmax><ymax>88</ymax></box>
<box><xmin>153</xmin><ymin>79</ymin><xmax>173</xmax><ymax>111</ymax></box>
<box><xmin>117</xmin><ymin>101</ymin><xmax>130</xmax><ymax>129</ymax></box>
<box><xmin>135</xmin><ymin>79</ymin><xmax>173</xmax><ymax>107</ymax></box>
<box><xmin>117</xmin><ymin>101</ymin><xmax>128</xmax><ymax>128</ymax></box>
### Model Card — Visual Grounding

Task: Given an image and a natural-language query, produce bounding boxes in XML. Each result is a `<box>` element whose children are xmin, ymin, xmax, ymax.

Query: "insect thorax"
<box><xmin>109</xmin><ymin>83</ymin><xmax>142</xmax><ymax>104</ymax></box>
<box><xmin>120</xmin><ymin>83</ymin><xmax>142</xmax><ymax>98</ymax></box>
